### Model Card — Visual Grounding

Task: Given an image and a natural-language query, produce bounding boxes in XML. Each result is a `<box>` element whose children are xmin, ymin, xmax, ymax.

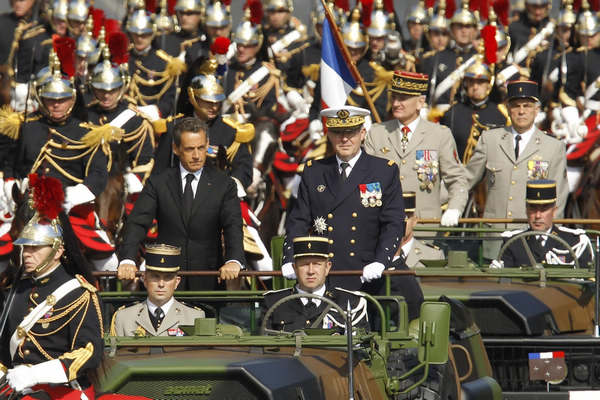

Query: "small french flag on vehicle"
<box><xmin>528</xmin><ymin>351</ymin><xmax>565</xmax><ymax>359</ymax></box>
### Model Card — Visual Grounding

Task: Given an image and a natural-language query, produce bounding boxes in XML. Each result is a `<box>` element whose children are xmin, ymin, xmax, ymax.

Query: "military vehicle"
<box><xmin>97</xmin><ymin>286</ymin><xmax>501</xmax><ymax>400</ymax></box>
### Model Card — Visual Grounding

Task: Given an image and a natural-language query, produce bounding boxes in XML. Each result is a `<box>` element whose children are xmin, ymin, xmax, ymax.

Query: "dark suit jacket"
<box><xmin>119</xmin><ymin>165</ymin><xmax>245</xmax><ymax>290</ymax></box>
<box><xmin>284</xmin><ymin>151</ymin><xmax>405</xmax><ymax>290</ymax></box>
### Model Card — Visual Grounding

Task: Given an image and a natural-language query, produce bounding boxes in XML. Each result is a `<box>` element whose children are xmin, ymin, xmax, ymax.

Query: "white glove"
<box><xmin>361</xmin><ymin>262</ymin><xmax>385</xmax><ymax>283</ymax></box>
<box><xmin>281</xmin><ymin>262</ymin><xmax>296</xmax><ymax>279</ymax></box>
<box><xmin>489</xmin><ymin>259</ymin><xmax>504</xmax><ymax>269</ymax></box>
<box><xmin>63</xmin><ymin>184</ymin><xmax>95</xmax><ymax>213</ymax></box>
<box><xmin>124</xmin><ymin>172</ymin><xmax>144</xmax><ymax>194</ymax></box>
<box><xmin>440</xmin><ymin>208</ymin><xmax>461</xmax><ymax>227</ymax></box>
<box><xmin>309</xmin><ymin>119</ymin><xmax>323</xmax><ymax>141</ymax></box>
<box><xmin>137</xmin><ymin>104</ymin><xmax>161</xmax><ymax>121</ymax></box>
<box><xmin>6</xmin><ymin>360</ymin><xmax>68</xmax><ymax>392</ymax></box>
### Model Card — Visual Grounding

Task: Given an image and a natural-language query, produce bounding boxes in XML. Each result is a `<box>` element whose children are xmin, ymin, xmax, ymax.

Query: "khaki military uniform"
<box><xmin>466</xmin><ymin>127</ymin><xmax>568</xmax><ymax>258</ymax></box>
<box><xmin>111</xmin><ymin>299</ymin><xmax>205</xmax><ymax>337</ymax></box>
<box><xmin>365</xmin><ymin>118</ymin><xmax>469</xmax><ymax>219</ymax></box>
<box><xmin>403</xmin><ymin>238</ymin><xmax>445</xmax><ymax>269</ymax></box>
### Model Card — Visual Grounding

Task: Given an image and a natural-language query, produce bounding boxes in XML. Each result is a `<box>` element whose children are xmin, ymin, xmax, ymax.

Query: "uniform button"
<box><xmin>401</xmin><ymin>160</ymin><xmax>406</xmax><ymax>165</ymax></box>
<box><xmin>508</xmin><ymin>211</ymin><xmax>512</xmax><ymax>216</ymax></box>
<box><xmin>352</xmin><ymin>212</ymin><xmax>357</xmax><ymax>218</ymax></box>
<box><xmin>511</xmin><ymin>180</ymin><xmax>516</xmax><ymax>185</ymax></box>
<box><xmin>327</xmin><ymin>213</ymin><xmax>333</xmax><ymax>219</ymax></box>
<box><xmin>32</xmin><ymin>293</ymin><xmax>39</xmax><ymax>299</ymax></box>
<box><xmin>513</xmin><ymin>165</ymin><xmax>518</xmax><ymax>170</ymax></box>
<box><xmin>351</xmin><ymin>226</ymin><xmax>356</xmax><ymax>231</ymax></box>
<box><xmin>350</xmin><ymin>239</ymin><xmax>355</xmax><ymax>244</ymax></box>
<box><xmin>349</xmin><ymin>252</ymin><xmax>355</xmax><ymax>256</ymax></box>
<box><xmin>44</xmin><ymin>168</ymin><xmax>50</xmax><ymax>173</ymax></box>
<box><xmin>329</xmin><ymin>252</ymin><xmax>334</xmax><ymax>258</ymax></box>
<box><xmin>400</xmin><ymin>175</ymin><xmax>405</xmax><ymax>180</ymax></box>
<box><xmin>24</xmin><ymin>350</ymin><xmax>30</xmax><ymax>356</ymax></box>
<box><xmin>328</xmin><ymin>239</ymin><xmax>334</xmax><ymax>244</ymax></box>
<box><xmin>327</xmin><ymin>226</ymin><xmax>333</xmax><ymax>232</ymax></box>
<box><xmin>306</xmin><ymin>320</ymin><xmax>310</xmax><ymax>325</ymax></box>
<box><xmin>508</xmin><ymin>196</ymin><xmax>513</xmax><ymax>200</ymax></box>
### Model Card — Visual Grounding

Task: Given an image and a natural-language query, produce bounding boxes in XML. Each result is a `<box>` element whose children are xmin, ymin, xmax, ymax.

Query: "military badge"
<box><xmin>414</xmin><ymin>150</ymin><xmax>439</xmax><ymax>192</ymax></box>
<box><xmin>359</xmin><ymin>182</ymin><xmax>382</xmax><ymax>207</ymax></box>
<box><xmin>313</xmin><ymin>217</ymin><xmax>328</xmax><ymax>234</ymax></box>
<box><xmin>527</xmin><ymin>160</ymin><xmax>549</xmax><ymax>179</ymax></box>
<box><xmin>317</xmin><ymin>184</ymin><xmax>326</xmax><ymax>192</ymax></box>
<box><xmin>380</xmin><ymin>147</ymin><xmax>390</xmax><ymax>154</ymax></box>
<box><xmin>207</xmin><ymin>144</ymin><xmax>220</xmax><ymax>158</ymax></box>
<box><xmin>134</xmin><ymin>326</ymin><xmax>146</xmax><ymax>337</ymax></box>
<box><xmin>168</xmin><ymin>328</ymin><xmax>185</xmax><ymax>336</ymax></box>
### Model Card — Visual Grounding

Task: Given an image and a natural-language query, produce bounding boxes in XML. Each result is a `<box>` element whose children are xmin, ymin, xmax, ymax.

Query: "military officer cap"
<box><xmin>293</xmin><ymin>236</ymin><xmax>330</xmax><ymax>259</ymax></box>
<box><xmin>403</xmin><ymin>192</ymin><xmax>416</xmax><ymax>214</ymax></box>
<box><xmin>526</xmin><ymin>180</ymin><xmax>557</xmax><ymax>205</ymax></box>
<box><xmin>145</xmin><ymin>244</ymin><xmax>182</xmax><ymax>272</ymax></box>
<box><xmin>390</xmin><ymin>71</ymin><xmax>429</xmax><ymax>96</ymax></box>
<box><xmin>320</xmin><ymin>106</ymin><xmax>370</xmax><ymax>132</ymax></box>
<box><xmin>506</xmin><ymin>80</ymin><xmax>539</xmax><ymax>102</ymax></box>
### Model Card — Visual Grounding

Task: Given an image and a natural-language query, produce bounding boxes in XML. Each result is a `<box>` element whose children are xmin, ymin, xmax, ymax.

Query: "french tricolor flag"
<box><xmin>320</xmin><ymin>18</ymin><xmax>357</xmax><ymax>109</ymax></box>
<box><xmin>528</xmin><ymin>351</ymin><xmax>565</xmax><ymax>359</ymax></box>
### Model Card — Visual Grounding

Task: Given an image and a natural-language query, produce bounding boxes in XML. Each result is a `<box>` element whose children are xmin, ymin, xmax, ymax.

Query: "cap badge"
<box><xmin>337</xmin><ymin>109</ymin><xmax>349</xmax><ymax>119</ymax></box>
<box><xmin>160</xmin><ymin>257</ymin><xmax>165</xmax><ymax>263</ymax></box>
<box><xmin>307</xmin><ymin>243</ymin><xmax>312</xmax><ymax>249</ymax></box>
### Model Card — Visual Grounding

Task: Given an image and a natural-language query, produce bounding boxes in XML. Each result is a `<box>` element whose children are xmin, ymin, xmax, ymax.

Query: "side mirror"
<box><xmin>418</xmin><ymin>302</ymin><xmax>450</xmax><ymax>364</ymax></box>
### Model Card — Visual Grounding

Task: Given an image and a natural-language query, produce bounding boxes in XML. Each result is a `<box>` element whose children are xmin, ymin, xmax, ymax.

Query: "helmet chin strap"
<box><xmin>32</xmin><ymin>239</ymin><xmax>62</xmax><ymax>278</ymax></box>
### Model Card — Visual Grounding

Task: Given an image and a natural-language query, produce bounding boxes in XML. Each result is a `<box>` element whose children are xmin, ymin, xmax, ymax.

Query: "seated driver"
<box><xmin>493</xmin><ymin>180</ymin><xmax>594</xmax><ymax>268</ymax></box>
<box><xmin>111</xmin><ymin>244</ymin><xmax>205</xmax><ymax>336</ymax></box>
<box><xmin>263</xmin><ymin>236</ymin><xmax>369</xmax><ymax>332</ymax></box>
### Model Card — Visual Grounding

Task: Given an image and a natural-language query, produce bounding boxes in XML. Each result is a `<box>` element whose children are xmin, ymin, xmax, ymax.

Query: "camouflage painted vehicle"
<box><xmin>414</xmin><ymin>224</ymin><xmax>600</xmax><ymax>399</ymax></box>
<box><xmin>96</xmin><ymin>289</ymin><xmax>501</xmax><ymax>400</ymax></box>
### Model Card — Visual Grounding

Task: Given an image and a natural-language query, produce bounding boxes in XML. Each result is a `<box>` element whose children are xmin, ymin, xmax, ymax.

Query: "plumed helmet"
<box><xmin>205</xmin><ymin>1</ymin><xmax>231</xmax><ymax>28</ymax></box>
<box><xmin>342</xmin><ymin>7</ymin><xmax>367</xmax><ymax>49</ymax></box>
<box><xmin>406</xmin><ymin>0</ymin><xmax>428</xmax><ymax>24</ymax></box>
<box><xmin>127</xmin><ymin>9</ymin><xmax>156</xmax><ymax>35</ymax></box>
<box><xmin>451</xmin><ymin>0</ymin><xmax>477</xmax><ymax>26</ymax></box>
<box><xmin>67</xmin><ymin>0</ymin><xmax>89</xmax><ymax>22</ymax></box>
<box><xmin>264</xmin><ymin>0</ymin><xmax>293</xmax><ymax>12</ymax></box>
<box><xmin>233</xmin><ymin>7</ymin><xmax>263</xmax><ymax>47</ymax></box>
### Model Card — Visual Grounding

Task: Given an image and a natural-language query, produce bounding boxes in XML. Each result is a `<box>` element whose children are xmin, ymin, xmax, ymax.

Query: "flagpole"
<box><xmin>320</xmin><ymin>0</ymin><xmax>382</xmax><ymax>123</ymax></box>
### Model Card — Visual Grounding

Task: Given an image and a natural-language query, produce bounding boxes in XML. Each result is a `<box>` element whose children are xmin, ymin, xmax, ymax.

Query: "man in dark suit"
<box><xmin>117</xmin><ymin>117</ymin><xmax>245</xmax><ymax>290</ymax></box>
<box><xmin>283</xmin><ymin>106</ymin><xmax>405</xmax><ymax>291</ymax></box>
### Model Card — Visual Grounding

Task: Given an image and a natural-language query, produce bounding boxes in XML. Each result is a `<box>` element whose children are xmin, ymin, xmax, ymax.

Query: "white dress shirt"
<box><xmin>179</xmin><ymin>163</ymin><xmax>203</xmax><ymax>197</ymax></box>
<box><xmin>147</xmin><ymin>296</ymin><xmax>174</xmax><ymax>317</ymax></box>
<box><xmin>336</xmin><ymin>150</ymin><xmax>362</xmax><ymax>177</ymax></box>
<box><xmin>296</xmin><ymin>284</ymin><xmax>327</xmax><ymax>307</ymax></box>
<box><xmin>511</xmin><ymin>125</ymin><xmax>535</xmax><ymax>159</ymax></box>
<box><xmin>397</xmin><ymin>116</ymin><xmax>421</xmax><ymax>143</ymax></box>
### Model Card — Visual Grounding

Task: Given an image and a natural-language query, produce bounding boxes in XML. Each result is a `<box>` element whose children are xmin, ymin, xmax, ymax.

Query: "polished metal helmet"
<box><xmin>14</xmin><ymin>215</ymin><xmax>63</xmax><ymax>247</ymax></box>
<box><xmin>34</xmin><ymin>49</ymin><xmax>76</xmax><ymax>101</ymax></box>
<box><xmin>90</xmin><ymin>47</ymin><xmax>129</xmax><ymax>91</ymax></box>
<box><xmin>76</xmin><ymin>19</ymin><xmax>101</xmax><ymax>64</ymax></box>
<box><xmin>311</xmin><ymin>0</ymin><xmax>345</xmax><ymax>33</ymax></box>
<box><xmin>576</xmin><ymin>0</ymin><xmax>600</xmax><ymax>36</ymax></box>
<box><xmin>557</xmin><ymin>1</ymin><xmax>576</xmax><ymax>27</ymax></box>
<box><xmin>174</xmin><ymin>0</ymin><xmax>204</xmax><ymax>13</ymax></box>
<box><xmin>525</xmin><ymin>0</ymin><xmax>550</xmax><ymax>4</ymax></box>
<box><xmin>49</xmin><ymin>0</ymin><xmax>69</xmax><ymax>21</ymax></box>
<box><xmin>128</xmin><ymin>0</ymin><xmax>145</xmax><ymax>11</ymax></box>
<box><xmin>205</xmin><ymin>1</ymin><xmax>231</xmax><ymax>28</ymax></box>
<box><xmin>342</xmin><ymin>8</ymin><xmax>367</xmax><ymax>49</ymax></box>
<box><xmin>451</xmin><ymin>0</ymin><xmax>477</xmax><ymax>26</ymax></box>
<box><xmin>127</xmin><ymin>10</ymin><xmax>156</xmax><ymax>35</ymax></box>
<box><xmin>265</xmin><ymin>0</ymin><xmax>293</xmax><ymax>12</ymax></box>
<box><xmin>464</xmin><ymin>60</ymin><xmax>492</xmax><ymax>81</ymax></box>
<box><xmin>406</xmin><ymin>0</ymin><xmax>428</xmax><ymax>24</ymax></box>
<box><xmin>67</xmin><ymin>0</ymin><xmax>89</xmax><ymax>22</ymax></box>
<box><xmin>189</xmin><ymin>73</ymin><xmax>226</xmax><ymax>104</ymax></box>
<box><xmin>429</xmin><ymin>0</ymin><xmax>449</xmax><ymax>32</ymax></box>
<box><xmin>156</xmin><ymin>0</ymin><xmax>176</xmax><ymax>33</ymax></box>
<box><xmin>368</xmin><ymin>0</ymin><xmax>390</xmax><ymax>37</ymax></box>
<box><xmin>232</xmin><ymin>8</ymin><xmax>263</xmax><ymax>47</ymax></box>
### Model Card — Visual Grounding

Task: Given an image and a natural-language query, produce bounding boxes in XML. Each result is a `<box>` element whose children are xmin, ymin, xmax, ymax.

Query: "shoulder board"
<box><xmin>333</xmin><ymin>287</ymin><xmax>365</xmax><ymax>297</ymax></box>
<box><xmin>387</xmin><ymin>159</ymin><xmax>396</xmax><ymax>166</ymax></box>
<box><xmin>306</xmin><ymin>160</ymin><xmax>312</xmax><ymax>167</ymax></box>
<box><xmin>264</xmin><ymin>288</ymin><xmax>292</xmax><ymax>295</ymax></box>
<box><xmin>501</xmin><ymin>228</ymin><xmax>526</xmax><ymax>238</ymax></box>
<box><xmin>422</xmin><ymin>50</ymin><xmax>436</xmax><ymax>59</ymax></box>
<box><xmin>22</xmin><ymin>25</ymin><xmax>46</xmax><ymax>40</ymax></box>
<box><xmin>425</xmin><ymin>243</ymin><xmax>441</xmax><ymax>250</ymax></box>
<box><xmin>76</xmin><ymin>274</ymin><xmax>97</xmax><ymax>292</ymax></box>
<box><xmin>497</xmin><ymin>103</ymin><xmax>510</xmax><ymax>122</ymax></box>
<box><xmin>41</xmin><ymin>38</ymin><xmax>52</xmax><ymax>46</ymax></box>
<box><xmin>180</xmin><ymin>37</ymin><xmax>201</xmax><ymax>49</ymax></box>
<box><xmin>24</xmin><ymin>113</ymin><xmax>41</xmax><ymax>123</ymax></box>
<box><xmin>557</xmin><ymin>225</ymin><xmax>586</xmax><ymax>235</ymax></box>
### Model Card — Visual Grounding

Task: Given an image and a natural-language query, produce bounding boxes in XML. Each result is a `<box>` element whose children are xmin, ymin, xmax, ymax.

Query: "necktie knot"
<box><xmin>185</xmin><ymin>173</ymin><xmax>195</xmax><ymax>184</ymax></box>
<box><xmin>401</xmin><ymin>126</ymin><xmax>411</xmax><ymax>134</ymax></box>
<box><xmin>305</xmin><ymin>300</ymin><xmax>317</xmax><ymax>310</ymax></box>
<box><xmin>340</xmin><ymin>162</ymin><xmax>350</xmax><ymax>181</ymax></box>
<box><xmin>401</xmin><ymin>126</ymin><xmax>410</xmax><ymax>151</ymax></box>
<box><xmin>152</xmin><ymin>307</ymin><xmax>165</xmax><ymax>330</ymax></box>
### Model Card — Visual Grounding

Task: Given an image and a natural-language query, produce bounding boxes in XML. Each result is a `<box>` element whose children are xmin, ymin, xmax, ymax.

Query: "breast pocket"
<box><xmin>485</xmin><ymin>163</ymin><xmax>502</xmax><ymax>188</ymax></box>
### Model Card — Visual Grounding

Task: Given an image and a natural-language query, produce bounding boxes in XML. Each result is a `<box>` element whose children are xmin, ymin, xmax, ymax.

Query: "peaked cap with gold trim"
<box><xmin>526</xmin><ymin>180</ymin><xmax>556</xmax><ymax>205</ymax></box>
<box><xmin>390</xmin><ymin>71</ymin><xmax>428</xmax><ymax>96</ymax></box>
<box><xmin>293</xmin><ymin>236</ymin><xmax>330</xmax><ymax>259</ymax></box>
<box><xmin>145</xmin><ymin>244</ymin><xmax>181</xmax><ymax>272</ymax></box>
<box><xmin>320</xmin><ymin>106</ymin><xmax>370</xmax><ymax>131</ymax></box>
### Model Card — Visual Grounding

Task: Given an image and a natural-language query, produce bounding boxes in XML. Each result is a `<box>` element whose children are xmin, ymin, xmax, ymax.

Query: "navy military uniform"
<box><xmin>347</xmin><ymin>57</ymin><xmax>389</xmax><ymax>121</ymax></box>
<box><xmin>263</xmin><ymin>22</ymin><xmax>307</xmax><ymax>90</ymax></box>
<box><xmin>499</xmin><ymin>180</ymin><xmax>594</xmax><ymax>268</ymax></box>
<box><xmin>0</xmin><ymin>12</ymin><xmax>51</xmax><ymax>83</ymax></box>
<box><xmin>508</xmin><ymin>11</ymin><xmax>551</xmax><ymax>54</ymax></box>
<box><xmin>13</xmin><ymin>114</ymin><xmax>109</xmax><ymax>197</ymax></box>
<box><xmin>564</xmin><ymin>47</ymin><xmax>600</xmax><ymax>106</ymax></box>
<box><xmin>263</xmin><ymin>286</ymin><xmax>369</xmax><ymax>332</ymax></box>
<box><xmin>440</xmin><ymin>99</ymin><xmax>509</xmax><ymax>163</ymax></box>
<box><xmin>529</xmin><ymin>41</ymin><xmax>573</xmax><ymax>105</ymax></box>
<box><xmin>155</xmin><ymin>30</ymin><xmax>203</xmax><ymax>59</ymax></box>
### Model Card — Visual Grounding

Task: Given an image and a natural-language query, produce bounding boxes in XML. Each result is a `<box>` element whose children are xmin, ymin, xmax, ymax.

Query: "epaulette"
<box><xmin>306</xmin><ymin>160</ymin><xmax>312</xmax><ymax>167</ymax></box>
<box><xmin>387</xmin><ymin>159</ymin><xmax>396</xmax><ymax>166</ymax></box>
<box><xmin>501</xmin><ymin>228</ymin><xmax>526</xmax><ymax>238</ymax></box>
<box><xmin>557</xmin><ymin>225</ymin><xmax>586</xmax><ymax>235</ymax></box>
<box><xmin>76</xmin><ymin>274</ymin><xmax>97</xmax><ymax>292</ymax></box>
<box><xmin>41</xmin><ymin>38</ymin><xmax>52</xmax><ymax>46</ymax></box>
<box><xmin>109</xmin><ymin>304</ymin><xmax>128</xmax><ymax>336</ymax></box>
<box><xmin>497</xmin><ymin>103</ymin><xmax>510</xmax><ymax>122</ymax></box>
<box><xmin>422</xmin><ymin>50</ymin><xmax>437</xmax><ymax>59</ymax></box>
<box><xmin>180</xmin><ymin>37</ymin><xmax>201</xmax><ymax>51</ymax></box>
<box><xmin>24</xmin><ymin>113</ymin><xmax>41</xmax><ymax>123</ymax></box>
<box><xmin>22</xmin><ymin>25</ymin><xmax>46</xmax><ymax>40</ymax></box>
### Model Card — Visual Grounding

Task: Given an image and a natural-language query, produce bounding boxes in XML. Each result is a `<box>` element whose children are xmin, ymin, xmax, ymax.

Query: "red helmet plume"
<box><xmin>91</xmin><ymin>7</ymin><xmax>105</xmax><ymax>38</ymax></box>
<box><xmin>243</xmin><ymin>0</ymin><xmax>263</xmax><ymax>25</ymax></box>
<box><xmin>52</xmin><ymin>35</ymin><xmax>76</xmax><ymax>78</ymax></box>
<box><xmin>28</xmin><ymin>174</ymin><xmax>65</xmax><ymax>221</ymax></box>
<box><xmin>108</xmin><ymin>31</ymin><xmax>130</xmax><ymax>64</ymax></box>
<box><xmin>481</xmin><ymin>24</ymin><xmax>497</xmax><ymax>64</ymax></box>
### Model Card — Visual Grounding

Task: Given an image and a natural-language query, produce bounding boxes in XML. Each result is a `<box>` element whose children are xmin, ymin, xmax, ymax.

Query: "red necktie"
<box><xmin>401</xmin><ymin>126</ymin><xmax>410</xmax><ymax>152</ymax></box>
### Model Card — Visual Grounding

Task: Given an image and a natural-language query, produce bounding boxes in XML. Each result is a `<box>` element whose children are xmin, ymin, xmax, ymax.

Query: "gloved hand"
<box><xmin>6</xmin><ymin>360</ymin><xmax>67</xmax><ymax>392</ymax></box>
<box><xmin>63</xmin><ymin>184</ymin><xmax>95</xmax><ymax>213</ymax></box>
<box><xmin>440</xmin><ymin>209</ymin><xmax>461</xmax><ymax>227</ymax></box>
<box><xmin>361</xmin><ymin>262</ymin><xmax>385</xmax><ymax>283</ymax></box>
<box><xmin>281</xmin><ymin>262</ymin><xmax>296</xmax><ymax>279</ymax></box>
<box><xmin>489</xmin><ymin>259</ymin><xmax>504</xmax><ymax>269</ymax></box>
<box><xmin>309</xmin><ymin>119</ymin><xmax>323</xmax><ymax>141</ymax></box>
<box><xmin>124</xmin><ymin>172</ymin><xmax>144</xmax><ymax>194</ymax></box>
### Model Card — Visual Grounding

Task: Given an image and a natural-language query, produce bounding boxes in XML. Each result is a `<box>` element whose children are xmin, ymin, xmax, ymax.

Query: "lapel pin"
<box><xmin>381</xmin><ymin>147</ymin><xmax>390</xmax><ymax>154</ymax></box>
<box><xmin>317</xmin><ymin>184</ymin><xmax>326</xmax><ymax>192</ymax></box>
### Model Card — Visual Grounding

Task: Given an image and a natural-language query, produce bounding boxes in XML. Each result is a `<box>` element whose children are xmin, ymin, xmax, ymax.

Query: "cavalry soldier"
<box><xmin>66</xmin><ymin>0</ymin><xmax>89</xmax><ymax>38</ymax></box>
<box><xmin>155</xmin><ymin>0</ymin><xmax>204</xmax><ymax>60</ymax></box>
<box><xmin>86</xmin><ymin>41</ymin><xmax>156</xmax><ymax>187</ymax></box>
<box><xmin>419</xmin><ymin>0</ymin><xmax>478</xmax><ymax>107</ymax></box>
<box><xmin>440</xmin><ymin>60</ymin><xmax>510</xmax><ymax>163</ymax></box>
<box><xmin>492</xmin><ymin>180</ymin><xmax>594</xmax><ymax>268</ymax></box>
<box><xmin>465</xmin><ymin>80</ymin><xmax>568</xmax><ymax>259</ymax></box>
<box><xmin>365</xmin><ymin>71</ymin><xmax>468</xmax><ymax>226</ymax></box>
<box><xmin>111</xmin><ymin>244</ymin><xmax>205</xmax><ymax>337</ymax></box>
<box><xmin>508</xmin><ymin>0</ymin><xmax>551</xmax><ymax>54</ymax></box>
<box><xmin>12</xmin><ymin>46</ymin><xmax>109</xmax><ymax>212</ymax></box>
<box><xmin>262</xmin><ymin>0</ymin><xmax>307</xmax><ymax>90</ymax></box>
<box><xmin>283</xmin><ymin>106</ymin><xmax>405</xmax><ymax>291</ymax></box>
<box><xmin>343</xmin><ymin>7</ymin><xmax>387</xmax><ymax>122</ymax></box>
<box><xmin>46</xmin><ymin>0</ymin><xmax>69</xmax><ymax>37</ymax></box>
<box><xmin>403</xmin><ymin>0</ymin><xmax>430</xmax><ymax>59</ymax></box>
<box><xmin>0</xmin><ymin>175</ymin><xmax>103</xmax><ymax>399</ymax></box>
<box><xmin>263</xmin><ymin>236</ymin><xmax>369</xmax><ymax>332</ymax></box>
<box><xmin>425</xmin><ymin>0</ymin><xmax>450</xmax><ymax>53</ymax></box>
<box><xmin>366</xmin><ymin>0</ymin><xmax>393</xmax><ymax>63</ymax></box>
<box><xmin>223</xmin><ymin>7</ymin><xmax>279</xmax><ymax>121</ymax></box>
<box><xmin>126</xmin><ymin>9</ymin><xmax>181</xmax><ymax>118</ymax></box>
